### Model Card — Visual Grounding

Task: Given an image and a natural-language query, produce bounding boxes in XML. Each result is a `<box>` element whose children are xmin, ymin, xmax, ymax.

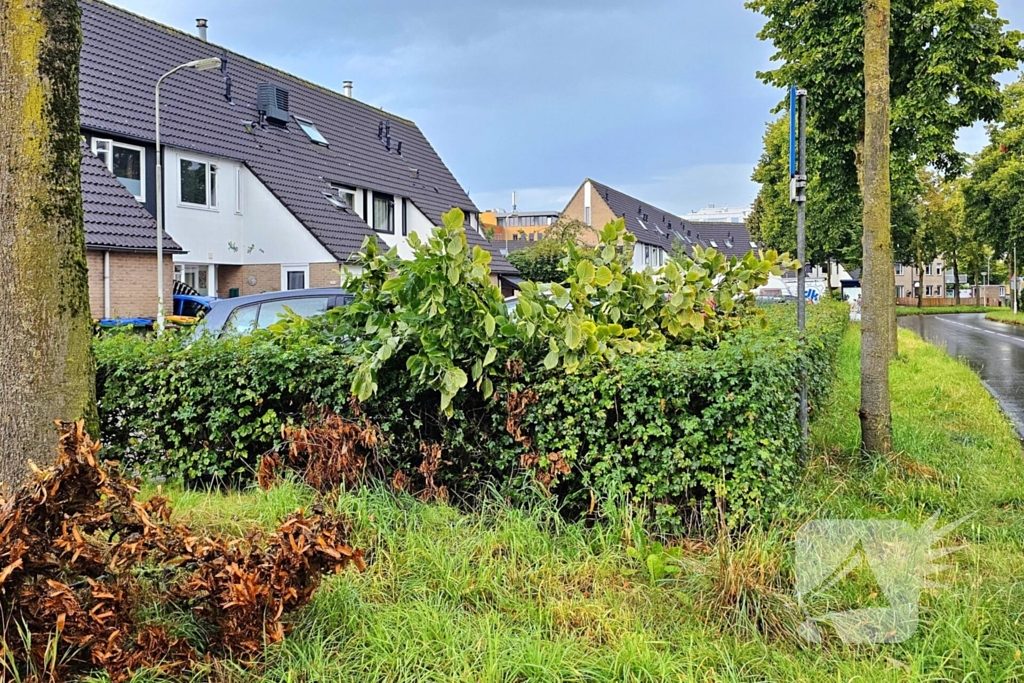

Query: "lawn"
<box><xmin>108</xmin><ymin>327</ymin><xmax>1024</xmax><ymax>682</ymax></box>
<box><xmin>986</xmin><ymin>309</ymin><xmax>1024</xmax><ymax>327</ymax></box>
<box><xmin>896</xmin><ymin>305</ymin><xmax>999</xmax><ymax>316</ymax></box>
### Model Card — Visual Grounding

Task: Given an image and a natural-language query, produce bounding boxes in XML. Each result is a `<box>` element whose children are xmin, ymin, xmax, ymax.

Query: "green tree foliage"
<box><xmin>748</xmin><ymin>116</ymin><xmax>861</xmax><ymax>269</ymax></box>
<box><xmin>506</xmin><ymin>218</ymin><xmax>591</xmax><ymax>283</ymax></box>
<box><xmin>964</xmin><ymin>77</ymin><xmax>1024</xmax><ymax>261</ymax></box>
<box><xmin>747</xmin><ymin>0</ymin><xmax>1022</xmax><ymax>187</ymax></box>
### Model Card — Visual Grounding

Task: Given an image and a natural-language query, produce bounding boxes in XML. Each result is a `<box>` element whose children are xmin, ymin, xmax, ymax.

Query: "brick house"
<box><xmin>559</xmin><ymin>179</ymin><xmax>756</xmax><ymax>270</ymax></box>
<box><xmin>77</xmin><ymin>0</ymin><xmax>514</xmax><ymax>316</ymax></box>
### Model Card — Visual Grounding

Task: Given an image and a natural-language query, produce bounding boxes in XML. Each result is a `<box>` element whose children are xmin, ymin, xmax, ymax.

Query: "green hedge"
<box><xmin>95</xmin><ymin>328</ymin><xmax>355</xmax><ymax>482</ymax></box>
<box><xmin>95</xmin><ymin>303</ymin><xmax>847</xmax><ymax>524</ymax></box>
<box><xmin>526</xmin><ymin>302</ymin><xmax>849</xmax><ymax>526</ymax></box>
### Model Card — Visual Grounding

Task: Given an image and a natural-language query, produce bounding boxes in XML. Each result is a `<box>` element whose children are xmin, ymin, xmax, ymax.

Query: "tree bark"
<box><xmin>952</xmin><ymin>255</ymin><xmax>961</xmax><ymax>305</ymax></box>
<box><xmin>916</xmin><ymin>259</ymin><xmax>924</xmax><ymax>308</ymax></box>
<box><xmin>860</xmin><ymin>0</ymin><xmax>894</xmax><ymax>455</ymax></box>
<box><xmin>0</xmin><ymin>0</ymin><xmax>96</xmax><ymax>486</ymax></box>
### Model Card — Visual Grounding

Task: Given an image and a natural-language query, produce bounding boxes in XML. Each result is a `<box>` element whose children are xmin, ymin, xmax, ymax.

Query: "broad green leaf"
<box><xmin>484</xmin><ymin>313</ymin><xmax>496</xmax><ymax>337</ymax></box>
<box><xmin>576</xmin><ymin>261</ymin><xmax>596</xmax><ymax>285</ymax></box>
<box><xmin>483</xmin><ymin>347</ymin><xmax>498</xmax><ymax>366</ymax></box>
<box><xmin>448</xmin><ymin>234</ymin><xmax>464</xmax><ymax>256</ymax></box>
<box><xmin>594</xmin><ymin>265</ymin><xmax>613</xmax><ymax>287</ymax></box>
<box><xmin>543</xmin><ymin>349</ymin><xmax>559</xmax><ymax>370</ymax></box>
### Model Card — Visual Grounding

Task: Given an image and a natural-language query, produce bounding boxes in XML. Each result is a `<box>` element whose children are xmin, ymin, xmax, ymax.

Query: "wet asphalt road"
<box><xmin>898</xmin><ymin>313</ymin><xmax>1024</xmax><ymax>437</ymax></box>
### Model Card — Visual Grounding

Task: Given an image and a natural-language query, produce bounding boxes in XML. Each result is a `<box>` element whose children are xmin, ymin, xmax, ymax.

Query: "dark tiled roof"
<box><xmin>588</xmin><ymin>180</ymin><xmax>753</xmax><ymax>260</ymax></box>
<box><xmin>80</xmin><ymin>141</ymin><xmax>182</xmax><ymax>252</ymax></box>
<box><xmin>78</xmin><ymin>0</ymin><xmax>514</xmax><ymax>274</ymax></box>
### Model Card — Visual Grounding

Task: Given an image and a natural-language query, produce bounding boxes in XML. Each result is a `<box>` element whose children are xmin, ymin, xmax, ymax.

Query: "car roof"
<box><xmin>208</xmin><ymin>288</ymin><xmax>350</xmax><ymax>309</ymax></box>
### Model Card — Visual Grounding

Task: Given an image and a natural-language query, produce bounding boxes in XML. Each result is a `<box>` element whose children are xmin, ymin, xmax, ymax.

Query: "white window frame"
<box><xmin>91</xmin><ymin>138</ymin><xmax>146</xmax><ymax>202</ymax></box>
<box><xmin>895</xmin><ymin>263</ymin><xmax>904</xmax><ymax>275</ymax></box>
<box><xmin>281</xmin><ymin>264</ymin><xmax>310</xmax><ymax>291</ymax></box>
<box><xmin>178</xmin><ymin>156</ymin><xmax>219</xmax><ymax>210</ymax></box>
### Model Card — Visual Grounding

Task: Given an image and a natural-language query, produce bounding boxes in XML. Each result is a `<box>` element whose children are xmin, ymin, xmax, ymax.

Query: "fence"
<box><xmin>896</xmin><ymin>296</ymin><xmax>1004</xmax><ymax>308</ymax></box>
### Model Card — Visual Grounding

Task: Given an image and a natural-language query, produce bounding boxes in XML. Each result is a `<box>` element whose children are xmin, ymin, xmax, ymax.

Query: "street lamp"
<box><xmin>154</xmin><ymin>57</ymin><xmax>222</xmax><ymax>332</ymax></box>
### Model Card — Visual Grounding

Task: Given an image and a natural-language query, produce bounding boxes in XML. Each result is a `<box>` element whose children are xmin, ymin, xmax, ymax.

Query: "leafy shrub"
<box><xmin>523</xmin><ymin>302</ymin><xmax>849</xmax><ymax>527</ymax></box>
<box><xmin>94</xmin><ymin>212</ymin><xmax>845</xmax><ymax>526</ymax></box>
<box><xmin>95</xmin><ymin>325</ymin><xmax>354</xmax><ymax>482</ymax></box>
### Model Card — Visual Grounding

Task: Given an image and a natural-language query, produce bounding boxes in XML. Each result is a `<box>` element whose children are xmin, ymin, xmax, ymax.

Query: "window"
<box><xmin>896</xmin><ymin>285</ymin><xmax>905</xmax><ymax>298</ymax></box>
<box><xmin>925</xmin><ymin>285</ymin><xmax>932</xmax><ymax>296</ymax></box>
<box><xmin>92</xmin><ymin>138</ymin><xmax>145</xmax><ymax>201</ymax></box>
<box><xmin>281</xmin><ymin>264</ymin><xmax>309</xmax><ymax>291</ymax></box>
<box><xmin>584</xmin><ymin>206</ymin><xmax>591</xmax><ymax>225</ymax></box>
<box><xmin>402</xmin><ymin>197</ymin><xmax>408</xmax><ymax>237</ymax></box>
<box><xmin>925</xmin><ymin>263</ymin><xmax>933</xmax><ymax>276</ymax></box>
<box><xmin>257</xmin><ymin>297</ymin><xmax>330</xmax><ymax>328</ymax></box>
<box><xmin>294</xmin><ymin>116</ymin><xmax>329</xmax><ymax>146</ymax></box>
<box><xmin>180</xmin><ymin>158</ymin><xmax>218</xmax><ymax>208</ymax></box>
<box><xmin>224</xmin><ymin>305</ymin><xmax>258</xmax><ymax>336</ymax></box>
<box><xmin>331</xmin><ymin>185</ymin><xmax>356</xmax><ymax>211</ymax></box>
<box><xmin>373</xmin><ymin>193</ymin><xmax>395</xmax><ymax>233</ymax></box>
<box><xmin>644</xmin><ymin>244</ymin><xmax>652</xmax><ymax>264</ymax></box>
<box><xmin>895</xmin><ymin>263</ymin><xmax>904</xmax><ymax>275</ymax></box>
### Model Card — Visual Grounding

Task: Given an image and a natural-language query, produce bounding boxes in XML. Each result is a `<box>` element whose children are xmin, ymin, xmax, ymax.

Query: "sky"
<box><xmin>105</xmin><ymin>0</ymin><xmax>1024</xmax><ymax>216</ymax></box>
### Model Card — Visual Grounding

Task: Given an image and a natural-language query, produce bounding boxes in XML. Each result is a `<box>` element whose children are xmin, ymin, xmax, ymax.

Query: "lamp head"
<box><xmin>189</xmin><ymin>57</ymin><xmax>222</xmax><ymax>71</ymax></box>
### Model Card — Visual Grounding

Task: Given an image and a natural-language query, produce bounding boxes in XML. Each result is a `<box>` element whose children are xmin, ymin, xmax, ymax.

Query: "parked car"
<box><xmin>193</xmin><ymin>289</ymin><xmax>354</xmax><ymax>338</ymax></box>
<box><xmin>169</xmin><ymin>293</ymin><xmax>216</xmax><ymax>324</ymax></box>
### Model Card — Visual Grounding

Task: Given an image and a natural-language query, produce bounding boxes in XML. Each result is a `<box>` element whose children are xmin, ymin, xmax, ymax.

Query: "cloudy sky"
<box><xmin>105</xmin><ymin>0</ymin><xmax>1023</xmax><ymax>215</ymax></box>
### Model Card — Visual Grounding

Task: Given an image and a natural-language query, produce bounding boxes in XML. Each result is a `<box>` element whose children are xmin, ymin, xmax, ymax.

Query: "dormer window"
<box><xmin>331</xmin><ymin>184</ymin><xmax>356</xmax><ymax>211</ymax></box>
<box><xmin>295</xmin><ymin>116</ymin><xmax>329</xmax><ymax>146</ymax></box>
<box><xmin>373</xmin><ymin>192</ymin><xmax>395</xmax><ymax>234</ymax></box>
<box><xmin>92</xmin><ymin>138</ymin><xmax>145</xmax><ymax>201</ymax></box>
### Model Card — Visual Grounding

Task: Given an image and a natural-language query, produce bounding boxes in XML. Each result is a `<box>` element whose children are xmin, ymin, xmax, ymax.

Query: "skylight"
<box><xmin>710</xmin><ymin>240</ymin><xmax>718</xmax><ymax>248</ymax></box>
<box><xmin>295</xmin><ymin>116</ymin><xmax>329</xmax><ymax>146</ymax></box>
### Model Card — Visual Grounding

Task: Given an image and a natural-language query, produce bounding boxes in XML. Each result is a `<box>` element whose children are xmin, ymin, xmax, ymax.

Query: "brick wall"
<box><xmin>216</xmin><ymin>262</ymin><xmax>342</xmax><ymax>298</ymax></box>
<box><xmin>310</xmin><ymin>262</ymin><xmax>344</xmax><ymax>288</ymax></box>
<box><xmin>86</xmin><ymin>250</ymin><xmax>174</xmax><ymax>319</ymax></box>
<box><xmin>560</xmin><ymin>182</ymin><xmax>613</xmax><ymax>246</ymax></box>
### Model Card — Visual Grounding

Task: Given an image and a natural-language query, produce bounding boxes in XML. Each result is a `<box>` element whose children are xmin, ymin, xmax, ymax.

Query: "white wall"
<box><xmin>165</xmin><ymin>147</ymin><xmax>334</xmax><ymax>269</ymax></box>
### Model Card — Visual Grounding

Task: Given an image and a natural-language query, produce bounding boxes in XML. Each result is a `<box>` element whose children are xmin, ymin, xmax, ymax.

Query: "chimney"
<box><xmin>342</xmin><ymin>80</ymin><xmax>353</xmax><ymax>98</ymax></box>
<box><xmin>196</xmin><ymin>18</ymin><xmax>208</xmax><ymax>41</ymax></box>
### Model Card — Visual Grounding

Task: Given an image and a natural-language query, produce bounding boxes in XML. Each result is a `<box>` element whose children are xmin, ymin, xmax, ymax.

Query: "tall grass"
<box><xmin>104</xmin><ymin>327</ymin><xmax>1024</xmax><ymax>682</ymax></box>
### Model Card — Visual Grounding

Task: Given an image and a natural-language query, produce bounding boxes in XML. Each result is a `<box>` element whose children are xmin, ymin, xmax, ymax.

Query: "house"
<box><xmin>683</xmin><ymin>205</ymin><xmax>752</xmax><ymax>224</ymax></box>
<box><xmin>77</xmin><ymin>0</ymin><xmax>513</xmax><ymax>315</ymax></box>
<box><xmin>894</xmin><ymin>258</ymin><xmax>968</xmax><ymax>301</ymax></box>
<box><xmin>81</xmin><ymin>141</ymin><xmax>182</xmax><ymax>318</ymax></box>
<box><xmin>559</xmin><ymin>179</ymin><xmax>756</xmax><ymax>270</ymax></box>
<box><xmin>481</xmin><ymin>210</ymin><xmax>561</xmax><ymax>242</ymax></box>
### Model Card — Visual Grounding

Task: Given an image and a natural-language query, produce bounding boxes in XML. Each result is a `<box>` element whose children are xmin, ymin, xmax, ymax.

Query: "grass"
<box><xmin>104</xmin><ymin>327</ymin><xmax>1024</xmax><ymax>682</ymax></box>
<box><xmin>895</xmin><ymin>304</ymin><xmax>999</xmax><ymax>316</ymax></box>
<box><xmin>986</xmin><ymin>309</ymin><xmax>1024</xmax><ymax>327</ymax></box>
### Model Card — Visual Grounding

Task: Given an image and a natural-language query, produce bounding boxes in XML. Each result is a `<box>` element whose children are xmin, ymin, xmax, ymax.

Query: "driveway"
<box><xmin>898</xmin><ymin>313</ymin><xmax>1024</xmax><ymax>438</ymax></box>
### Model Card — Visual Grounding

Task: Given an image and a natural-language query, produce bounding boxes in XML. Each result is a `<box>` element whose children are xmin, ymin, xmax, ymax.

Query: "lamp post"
<box><xmin>154</xmin><ymin>57</ymin><xmax>222</xmax><ymax>332</ymax></box>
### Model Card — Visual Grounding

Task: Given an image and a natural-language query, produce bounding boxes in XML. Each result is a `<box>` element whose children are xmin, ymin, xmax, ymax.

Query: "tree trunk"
<box><xmin>827</xmin><ymin>258</ymin><xmax>834</xmax><ymax>293</ymax></box>
<box><xmin>916</xmin><ymin>259</ymin><xmax>924</xmax><ymax>308</ymax></box>
<box><xmin>859</xmin><ymin>0</ymin><xmax>894</xmax><ymax>455</ymax></box>
<box><xmin>952</xmin><ymin>256</ymin><xmax>961</xmax><ymax>305</ymax></box>
<box><xmin>0</xmin><ymin>0</ymin><xmax>96</xmax><ymax>486</ymax></box>
<box><xmin>975</xmin><ymin>264</ymin><xmax>981</xmax><ymax>306</ymax></box>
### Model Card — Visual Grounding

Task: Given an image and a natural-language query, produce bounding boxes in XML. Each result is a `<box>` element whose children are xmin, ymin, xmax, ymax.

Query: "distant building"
<box><xmin>560</xmin><ymin>179</ymin><xmax>755</xmax><ymax>272</ymax></box>
<box><xmin>481</xmin><ymin>210</ymin><xmax>561</xmax><ymax>242</ymax></box>
<box><xmin>894</xmin><ymin>257</ymin><xmax>969</xmax><ymax>301</ymax></box>
<box><xmin>684</xmin><ymin>205</ymin><xmax>752</xmax><ymax>224</ymax></box>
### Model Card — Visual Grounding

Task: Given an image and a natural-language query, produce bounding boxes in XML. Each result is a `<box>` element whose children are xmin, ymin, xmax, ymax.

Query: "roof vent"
<box><xmin>196</xmin><ymin>18</ymin><xmax>208</xmax><ymax>42</ymax></box>
<box><xmin>257</xmin><ymin>83</ymin><xmax>290</xmax><ymax>125</ymax></box>
<box><xmin>343</xmin><ymin>80</ymin><xmax>353</xmax><ymax>98</ymax></box>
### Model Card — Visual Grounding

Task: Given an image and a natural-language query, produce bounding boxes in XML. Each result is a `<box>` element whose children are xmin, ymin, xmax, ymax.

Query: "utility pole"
<box><xmin>790</xmin><ymin>86</ymin><xmax>809</xmax><ymax>447</ymax></box>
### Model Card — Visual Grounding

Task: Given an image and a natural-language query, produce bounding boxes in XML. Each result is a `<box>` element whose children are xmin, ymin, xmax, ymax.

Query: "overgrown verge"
<box><xmin>896</xmin><ymin>305</ymin><xmax>999</xmax><ymax>316</ymax></box>
<box><xmin>985</xmin><ymin>309</ymin><xmax>1024</xmax><ymax>326</ymax></box>
<box><xmin>0</xmin><ymin>422</ymin><xmax>363</xmax><ymax>682</ymax></box>
<box><xmin>131</xmin><ymin>327</ymin><xmax>1024</xmax><ymax>681</ymax></box>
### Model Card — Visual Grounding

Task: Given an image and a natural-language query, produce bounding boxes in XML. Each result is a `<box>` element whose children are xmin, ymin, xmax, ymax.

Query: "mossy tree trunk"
<box><xmin>0</xmin><ymin>0</ymin><xmax>96</xmax><ymax>486</ymax></box>
<box><xmin>859</xmin><ymin>0</ymin><xmax>894</xmax><ymax>455</ymax></box>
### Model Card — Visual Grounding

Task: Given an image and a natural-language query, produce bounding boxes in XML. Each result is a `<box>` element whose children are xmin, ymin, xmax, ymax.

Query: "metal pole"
<box><xmin>1015</xmin><ymin>243</ymin><xmax>1019</xmax><ymax>316</ymax></box>
<box><xmin>155</xmin><ymin>79</ymin><xmax>165</xmax><ymax>333</ymax></box>
<box><xmin>796</xmin><ymin>89</ymin><xmax>809</xmax><ymax>445</ymax></box>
